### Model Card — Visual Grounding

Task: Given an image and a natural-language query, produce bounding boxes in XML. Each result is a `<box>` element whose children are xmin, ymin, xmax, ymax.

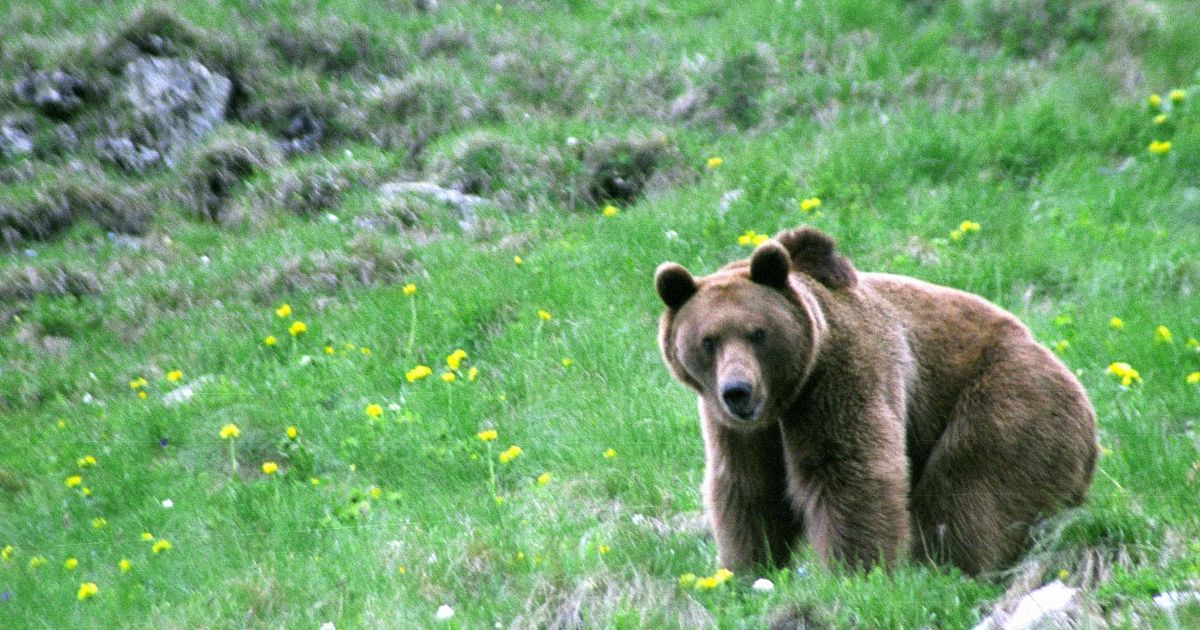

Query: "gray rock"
<box><xmin>973</xmin><ymin>580</ymin><xmax>1087</xmax><ymax>630</ymax></box>
<box><xmin>1153</xmin><ymin>591</ymin><xmax>1200</xmax><ymax>611</ymax></box>
<box><xmin>378</xmin><ymin>181</ymin><xmax>487</xmax><ymax>212</ymax></box>
<box><xmin>14</xmin><ymin>70</ymin><xmax>87</xmax><ymax>119</ymax></box>
<box><xmin>0</xmin><ymin>124</ymin><xmax>33</xmax><ymax>158</ymax></box>
<box><xmin>120</xmin><ymin>57</ymin><xmax>232</xmax><ymax>159</ymax></box>
<box><xmin>96</xmin><ymin>137</ymin><xmax>163</xmax><ymax>173</ymax></box>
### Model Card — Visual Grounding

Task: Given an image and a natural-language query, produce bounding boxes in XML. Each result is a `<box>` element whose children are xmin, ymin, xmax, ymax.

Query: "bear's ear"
<box><xmin>773</xmin><ymin>227</ymin><xmax>858</xmax><ymax>289</ymax></box>
<box><xmin>655</xmin><ymin>262</ymin><xmax>697</xmax><ymax>310</ymax></box>
<box><xmin>749</xmin><ymin>240</ymin><xmax>791</xmax><ymax>290</ymax></box>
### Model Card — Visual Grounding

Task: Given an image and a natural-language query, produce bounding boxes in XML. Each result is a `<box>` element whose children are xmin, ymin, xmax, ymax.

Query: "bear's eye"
<box><xmin>749</xmin><ymin>328</ymin><xmax>766</xmax><ymax>344</ymax></box>
<box><xmin>701</xmin><ymin>335</ymin><xmax>718</xmax><ymax>354</ymax></box>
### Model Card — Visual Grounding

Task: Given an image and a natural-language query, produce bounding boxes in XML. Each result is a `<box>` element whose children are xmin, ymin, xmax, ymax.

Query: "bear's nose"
<box><xmin>720</xmin><ymin>380</ymin><xmax>756</xmax><ymax>419</ymax></box>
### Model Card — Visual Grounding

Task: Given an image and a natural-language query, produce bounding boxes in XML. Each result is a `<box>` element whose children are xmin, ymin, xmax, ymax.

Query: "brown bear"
<box><xmin>654</xmin><ymin>227</ymin><xmax>1097</xmax><ymax>575</ymax></box>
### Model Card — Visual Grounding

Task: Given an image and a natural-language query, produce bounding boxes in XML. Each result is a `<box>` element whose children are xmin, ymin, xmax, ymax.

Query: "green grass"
<box><xmin>2</xmin><ymin>0</ymin><xmax>1200</xmax><ymax>627</ymax></box>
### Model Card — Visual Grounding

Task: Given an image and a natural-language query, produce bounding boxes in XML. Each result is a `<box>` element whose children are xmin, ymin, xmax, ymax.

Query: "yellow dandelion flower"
<box><xmin>537</xmin><ymin>472</ymin><xmax>552</xmax><ymax>486</ymax></box>
<box><xmin>1154</xmin><ymin>113</ymin><xmax>1168</xmax><ymax>125</ymax></box>
<box><xmin>1058</xmin><ymin>569</ymin><xmax>1069</xmax><ymax>580</ymax></box>
<box><xmin>679</xmin><ymin>572</ymin><xmax>697</xmax><ymax>586</ymax></box>
<box><xmin>1109</xmin><ymin>317</ymin><xmax>1125</xmax><ymax>330</ymax></box>
<box><xmin>1</xmin><ymin>545</ymin><xmax>12</xmax><ymax>561</ymax></box>
<box><xmin>402</xmin><ymin>283</ymin><xmax>417</xmax><ymax>296</ymax></box>
<box><xmin>324</xmin><ymin>345</ymin><xmax>335</xmax><ymax>354</ymax></box>
<box><xmin>1187</xmin><ymin>372</ymin><xmax>1200</xmax><ymax>384</ymax></box>
<box><xmin>310</xmin><ymin>477</ymin><xmax>321</xmax><ymax>486</ymax></box>
<box><xmin>441</xmin><ymin>371</ymin><xmax>456</xmax><ymax>383</ymax></box>
<box><xmin>66</xmin><ymin>475</ymin><xmax>82</xmax><ymax>488</ymax></box>
<box><xmin>166</xmin><ymin>370</ymin><xmax>183</xmax><ymax>382</ymax></box>
<box><xmin>29</xmin><ymin>556</ymin><xmax>47</xmax><ymax>569</ymax></box>
<box><xmin>598</xmin><ymin>544</ymin><xmax>611</xmax><ymax>555</ymax></box>
<box><xmin>800</xmin><ymin>197</ymin><xmax>822</xmax><ymax>212</ymax></box>
<box><xmin>959</xmin><ymin>220</ymin><xmax>981</xmax><ymax>233</ymax></box>
<box><xmin>77</xmin><ymin>455</ymin><xmax>96</xmax><ymax>468</ymax></box>
<box><xmin>219</xmin><ymin>424</ymin><xmax>240</xmax><ymax>439</ymax></box>
<box><xmin>64</xmin><ymin>557</ymin><xmax>78</xmax><ymax>570</ymax></box>
<box><xmin>286</xmin><ymin>426</ymin><xmax>298</xmax><ymax>439</ymax></box>
<box><xmin>1148</xmin><ymin>140</ymin><xmax>1172</xmax><ymax>155</ymax></box>
<box><xmin>119</xmin><ymin>558</ymin><xmax>131</xmax><ymax>573</ymax></box>
<box><xmin>538</xmin><ymin>309</ymin><xmax>552</xmax><ymax>321</ymax></box>
<box><xmin>1053</xmin><ymin>340</ymin><xmax>1069</xmax><ymax>353</ymax></box>
<box><xmin>1148</xmin><ymin>93</ymin><xmax>1162</xmax><ymax>107</ymax></box>
<box><xmin>499</xmin><ymin>445</ymin><xmax>523</xmax><ymax>464</ymax></box>
<box><xmin>81</xmin><ymin>487</ymin><xmax>91</xmax><ymax>497</ymax></box>
<box><xmin>738</xmin><ymin>230</ymin><xmax>767</xmax><ymax>247</ymax></box>
<box><xmin>261</xmin><ymin>462</ymin><xmax>279</xmax><ymax>475</ymax></box>
<box><xmin>447</xmin><ymin>349</ymin><xmax>467</xmax><ymax>370</ymax></box>
<box><xmin>369</xmin><ymin>486</ymin><xmax>382</xmax><ymax>500</ymax></box>
<box><xmin>141</xmin><ymin>532</ymin><xmax>154</xmax><ymax>541</ymax></box>
<box><xmin>138</xmin><ymin>391</ymin><xmax>147</xmax><ymax>399</ymax></box>
<box><xmin>514</xmin><ymin>255</ymin><xmax>523</xmax><ymax>265</ymax></box>
<box><xmin>468</xmin><ymin>366</ymin><xmax>480</xmax><ymax>382</ymax></box>
<box><xmin>602</xmin><ymin>205</ymin><xmax>619</xmax><ymax>217</ymax></box>
<box><xmin>129</xmin><ymin>377</ymin><xmax>147</xmax><ymax>390</ymax></box>
<box><xmin>365</xmin><ymin>403</ymin><xmax>383</xmax><ymax>418</ymax></box>
<box><xmin>151</xmin><ymin>539</ymin><xmax>171</xmax><ymax>554</ymax></box>
<box><xmin>77</xmin><ymin>582</ymin><xmax>98</xmax><ymax>601</ymax></box>
<box><xmin>603</xmin><ymin>448</ymin><xmax>617</xmax><ymax>459</ymax></box>
<box><xmin>289</xmin><ymin>321</ymin><xmax>308</xmax><ymax>336</ymax></box>
<box><xmin>360</xmin><ymin>347</ymin><xmax>371</xmax><ymax>356</ymax></box>
<box><xmin>706</xmin><ymin>156</ymin><xmax>724</xmax><ymax>169</ymax></box>
<box><xmin>275</xmin><ymin>303</ymin><xmax>292</xmax><ymax>318</ymax></box>
<box><xmin>264</xmin><ymin>335</ymin><xmax>278</xmax><ymax>346</ymax></box>
<box><xmin>405</xmin><ymin>365</ymin><xmax>433</xmax><ymax>382</ymax></box>
<box><xmin>1170</xmin><ymin>89</ymin><xmax>1186</xmax><ymax>103</ymax></box>
<box><xmin>694</xmin><ymin>576</ymin><xmax>719</xmax><ymax>590</ymax></box>
<box><xmin>1188</xmin><ymin>337</ymin><xmax>1199</xmax><ymax>349</ymax></box>
<box><xmin>713</xmin><ymin>568</ymin><xmax>734</xmax><ymax>584</ymax></box>
<box><xmin>561</xmin><ymin>357</ymin><xmax>573</xmax><ymax>367</ymax></box>
<box><xmin>1107</xmin><ymin>362</ymin><xmax>1142</xmax><ymax>387</ymax></box>
<box><xmin>1155</xmin><ymin>325</ymin><xmax>1173</xmax><ymax>344</ymax></box>
<box><xmin>477</xmin><ymin>429</ymin><xmax>498</xmax><ymax>442</ymax></box>
<box><xmin>91</xmin><ymin>517</ymin><xmax>107</xmax><ymax>529</ymax></box>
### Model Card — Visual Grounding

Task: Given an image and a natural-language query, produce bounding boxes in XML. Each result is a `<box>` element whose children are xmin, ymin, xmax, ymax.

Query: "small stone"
<box><xmin>0</xmin><ymin>123</ymin><xmax>33</xmax><ymax>158</ymax></box>
<box><xmin>752</xmin><ymin>578</ymin><xmax>775</xmax><ymax>592</ymax></box>
<box><xmin>96</xmin><ymin>137</ymin><xmax>163</xmax><ymax>173</ymax></box>
<box><xmin>14</xmin><ymin>70</ymin><xmax>87</xmax><ymax>119</ymax></box>
<box><xmin>1153</xmin><ymin>591</ymin><xmax>1200</xmax><ymax>611</ymax></box>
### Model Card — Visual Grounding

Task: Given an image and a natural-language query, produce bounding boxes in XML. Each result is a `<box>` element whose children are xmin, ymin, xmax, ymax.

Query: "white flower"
<box><xmin>388</xmin><ymin>403</ymin><xmax>402</xmax><ymax>411</ymax></box>
<box><xmin>325</xmin><ymin>213</ymin><xmax>340</xmax><ymax>223</ymax></box>
<box><xmin>319</xmin><ymin>623</ymin><xmax>336</xmax><ymax>630</ymax></box>
<box><xmin>435</xmin><ymin>604</ymin><xmax>454</xmax><ymax>621</ymax></box>
<box><xmin>161</xmin><ymin>499</ymin><xmax>174</xmax><ymax>508</ymax></box>
<box><xmin>299</xmin><ymin>355</ymin><xmax>313</xmax><ymax>366</ymax></box>
<box><xmin>752</xmin><ymin>578</ymin><xmax>775</xmax><ymax>592</ymax></box>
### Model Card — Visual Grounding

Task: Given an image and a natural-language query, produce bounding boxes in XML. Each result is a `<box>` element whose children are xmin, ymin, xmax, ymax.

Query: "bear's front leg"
<box><xmin>701</xmin><ymin>412</ymin><xmax>801</xmax><ymax>571</ymax></box>
<box><xmin>781</xmin><ymin>411</ymin><xmax>911</xmax><ymax>571</ymax></box>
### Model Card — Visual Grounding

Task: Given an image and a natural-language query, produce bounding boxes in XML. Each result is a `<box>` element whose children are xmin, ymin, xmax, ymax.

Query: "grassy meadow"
<box><xmin>2</xmin><ymin>0</ymin><xmax>1199</xmax><ymax>627</ymax></box>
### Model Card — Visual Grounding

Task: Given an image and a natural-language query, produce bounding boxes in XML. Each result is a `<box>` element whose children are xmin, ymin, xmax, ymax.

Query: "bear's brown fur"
<box><xmin>655</xmin><ymin>227</ymin><xmax>1097</xmax><ymax>575</ymax></box>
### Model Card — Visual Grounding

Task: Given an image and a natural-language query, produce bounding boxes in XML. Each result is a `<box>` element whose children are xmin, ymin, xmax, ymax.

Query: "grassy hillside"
<box><xmin>2</xmin><ymin>0</ymin><xmax>1199</xmax><ymax>627</ymax></box>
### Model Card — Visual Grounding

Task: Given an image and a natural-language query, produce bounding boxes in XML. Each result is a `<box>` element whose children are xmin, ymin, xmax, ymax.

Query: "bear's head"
<box><xmin>654</xmin><ymin>227</ymin><xmax>856</xmax><ymax>429</ymax></box>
